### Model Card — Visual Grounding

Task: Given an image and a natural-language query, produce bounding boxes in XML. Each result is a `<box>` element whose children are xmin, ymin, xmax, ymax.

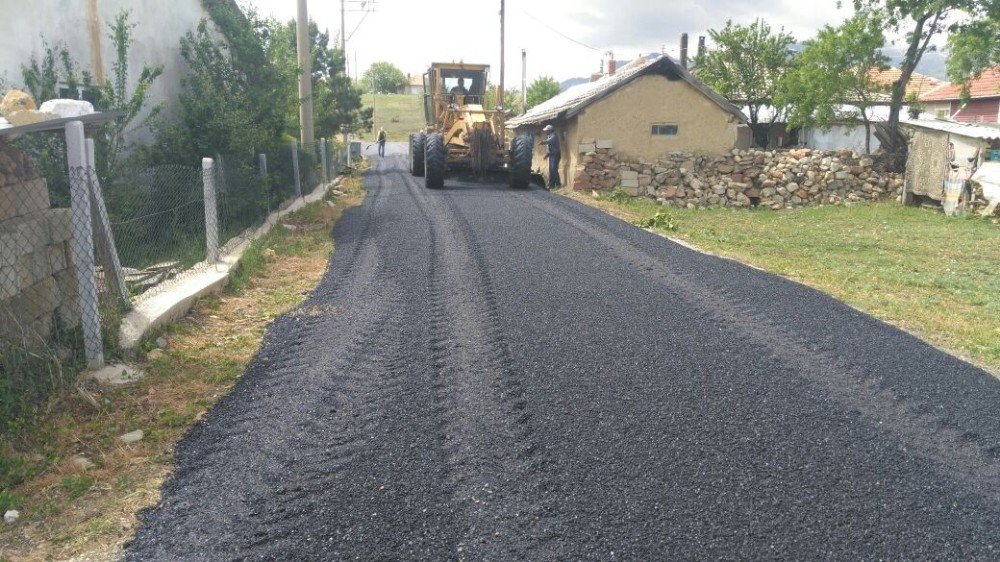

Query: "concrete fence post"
<box><xmin>64</xmin><ymin>121</ymin><xmax>104</xmax><ymax>370</ymax></box>
<box><xmin>291</xmin><ymin>139</ymin><xmax>302</xmax><ymax>198</ymax></box>
<box><xmin>84</xmin><ymin>138</ymin><xmax>128</xmax><ymax>305</ymax></box>
<box><xmin>320</xmin><ymin>138</ymin><xmax>329</xmax><ymax>183</ymax></box>
<box><xmin>259</xmin><ymin>153</ymin><xmax>269</xmax><ymax>215</ymax></box>
<box><xmin>202</xmin><ymin>158</ymin><xmax>220</xmax><ymax>262</ymax></box>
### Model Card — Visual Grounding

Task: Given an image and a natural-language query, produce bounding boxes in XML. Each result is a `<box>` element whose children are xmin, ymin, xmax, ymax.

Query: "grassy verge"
<box><xmin>563</xmin><ymin>189</ymin><xmax>1000</xmax><ymax>374</ymax></box>
<box><xmin>0</xmin><ymin>175</ymin><xmax>365</xmax><ymax>562</ymax></box>
<box><xmin>366</xmin><ymin>93</ymin><xmax>425</xmax><ymax>142</ymax></box>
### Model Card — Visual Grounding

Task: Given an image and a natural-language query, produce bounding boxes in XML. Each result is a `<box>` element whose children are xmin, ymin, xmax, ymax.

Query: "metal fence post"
<box><xmin>202</xmin><ymin>158</ymin><xmax>220</xmax><ymax>262</ymax></box>
<box><xmin>291</xmin><ymin>139</ymin><xmax>302</xmax><ymax>198</ymax></box>
<box><xmin>64</xmin><ymin>121</ymin><xmax>104</xmax><ymax>369</ymax></box>
<box><xmin>84</xmin><ymin>138</ymin><xmax>128</xmax><ymax>305</ymax></box>
<box><xmin>320</xmin><ymin>138</ymin><xmax>329</xmax><ymax>183</ymax></box>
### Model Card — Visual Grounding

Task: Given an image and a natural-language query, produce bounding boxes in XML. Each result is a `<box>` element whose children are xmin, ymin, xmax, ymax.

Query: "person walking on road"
<box><xmin>376</xmin><ymin>127</ymin><xmax>387</xmax><ymax>158</ymax></box>
<box><xmin>542</xmin><ymin>124</ymin><xmax>561</xmax><ymax>189</ymax></box>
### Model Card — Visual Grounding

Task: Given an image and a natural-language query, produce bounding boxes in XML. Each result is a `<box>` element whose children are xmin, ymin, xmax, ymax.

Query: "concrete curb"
<box><xmin>118</xmin><ymin>176</ymin><xmax>344</xmax><ymax>350</ymax></box>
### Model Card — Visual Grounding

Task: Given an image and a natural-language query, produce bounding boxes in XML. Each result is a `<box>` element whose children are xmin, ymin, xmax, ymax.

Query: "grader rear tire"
<box><xmin>409</xmin><ymin>132</ymin><xmax>425</xmax><ymax>177</ymax></box>
<box><xmin>509</xmin><ymin>134</ymin><xmax>533</xmax><ymax>189</ymax></box>
<box><xmin>424</xmin><ymin>133</ymin><xmax>446</xmax><ymax>189</ymax></box>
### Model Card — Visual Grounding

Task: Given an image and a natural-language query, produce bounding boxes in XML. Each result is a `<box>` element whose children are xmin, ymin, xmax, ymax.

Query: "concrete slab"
<box><xmin>89</xmin><ymin>363</ymin><xmax>145</xmax><ymax>385</ymax></box>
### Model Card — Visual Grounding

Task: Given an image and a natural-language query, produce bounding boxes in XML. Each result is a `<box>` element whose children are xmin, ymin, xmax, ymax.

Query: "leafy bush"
<box><xmin>634</xmin><ymin>210</ymin><xmax>679</xmax><ymax>231</ymax></box>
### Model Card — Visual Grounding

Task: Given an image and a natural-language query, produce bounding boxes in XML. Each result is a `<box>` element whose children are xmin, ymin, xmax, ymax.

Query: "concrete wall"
<box><xmin>802</xmin><ymin>124</ymin><xmax>882</xmax><ymax>154</ymax></box>
<box><xmin>0</xmin><ymin>0</ymin><xmax>210</xmax><ymax>143</ymax></box>
<box><xmin>0</xmin><ymin>143</ymin><xmax>79</xmax><ymax>346</ymax></box>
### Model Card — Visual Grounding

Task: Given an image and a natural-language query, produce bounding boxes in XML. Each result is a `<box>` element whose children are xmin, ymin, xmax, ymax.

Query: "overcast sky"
<box><xmin>246</xmin><ymin>0</ymin><xmax>864</xmax><ymax>84</ymax></box>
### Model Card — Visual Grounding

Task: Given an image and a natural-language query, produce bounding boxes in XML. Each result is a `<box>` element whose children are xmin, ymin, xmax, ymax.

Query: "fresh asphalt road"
<box><xmin>127</xmin><ymin>144</ymin><xmax>1000</xmax><ymax>560</ymax></box>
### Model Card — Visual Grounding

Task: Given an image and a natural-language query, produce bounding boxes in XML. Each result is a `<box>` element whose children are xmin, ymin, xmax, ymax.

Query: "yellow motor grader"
<box><xmin>408</xmin><ymin>62</ymin><xmax>532</xmax><ymax>189</ymax></box>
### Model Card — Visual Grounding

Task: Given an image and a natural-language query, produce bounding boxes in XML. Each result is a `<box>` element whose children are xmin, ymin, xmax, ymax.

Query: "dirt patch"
<box><xmin>0</xmin><ymin>177</ymin><xmax>364</xmax><ymax>562</ymax></box>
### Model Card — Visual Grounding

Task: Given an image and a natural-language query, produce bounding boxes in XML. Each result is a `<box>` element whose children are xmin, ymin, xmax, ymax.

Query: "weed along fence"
<box><xmin>1</xmin><ymin>118</ymin><xmax>348</xmax><ymax>424</ymax></box>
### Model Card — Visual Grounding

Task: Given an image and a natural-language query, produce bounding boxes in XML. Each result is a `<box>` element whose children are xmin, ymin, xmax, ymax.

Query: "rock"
<box><xmin>155</xmin><ymin>336</ymin><xmax>168</xmax><ymax>349</ymax></box>
<box><xmin>119</xmin><ymin>430</ymin><xmax>144</xmax><ymax>444</ymax></box>
<box><xmin>147</xmin><ymin>349</ymin><xmax>164</xmax><ymax>361</ymax></box>
<box><xmin>0</xmin><ymin>90</ymin><xmax>36</xmax><ymax>118</ymax></box>
<box><xmin>89</xmin><ymin>363</ymin><xmax>145</xmax><ymax>386</ymax></box>
<box><xmin>71</xmin><ymin>454</ymin><xmax>94</xmax><ymax>471</ymax></box>
<box><xmin>37</xmin><ymin>99</ymin><xmax>95</xmax><ymax>118</ymax></box>
<box><xmin>4</xmin><ymin>510</ymin><xmax>19</xmax><ymax>524</ymax></box>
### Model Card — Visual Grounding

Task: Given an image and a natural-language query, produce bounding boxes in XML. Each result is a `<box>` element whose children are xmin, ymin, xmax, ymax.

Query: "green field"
<box><xmin>570</xmin><ymin>192</ymin><xmax>1000</xmax><ymax>374</ymax></box>
<box><xmin>366</xmin><ymin>93</ymin><xmax>425</xmax><ymax>142</ymax></box>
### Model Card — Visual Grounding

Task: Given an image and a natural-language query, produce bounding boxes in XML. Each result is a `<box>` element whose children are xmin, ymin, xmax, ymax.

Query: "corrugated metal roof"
<box><xmin>507</xmin><ymin>54</ymin><xmax>746</xmax><ymax>129</ymax></box>
<box><xmin>903</xmin><ymin>118</ymin><xmax>1000</xmax><ymax>140</ymax></box>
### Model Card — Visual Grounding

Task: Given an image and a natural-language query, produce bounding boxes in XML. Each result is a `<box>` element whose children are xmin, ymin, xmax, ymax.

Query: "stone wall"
<box><xmin>573</xmin><ymin>147</ymin><xmax>905</xmax><ymax>209</ymax></box>
<box><xmin>0</xmin><ymin>142</ymin><xmax>79</xmax><ymax>346</ymax></box>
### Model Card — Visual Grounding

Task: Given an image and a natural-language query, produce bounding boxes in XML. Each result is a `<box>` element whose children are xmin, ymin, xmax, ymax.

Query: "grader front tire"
<box><xmin>509</xmin><ymin>135</ymin><xmax>533</xmax><ymax>189</ymax></box>
<box><xmin>424</xmin><ymin>133</ymin><xmax>446</xmax><ymax>189</ymax></box>
<box><xmin>409</xmin><ymin>132</ymin><xmax>425</xmax><ymax>177</ymax></box>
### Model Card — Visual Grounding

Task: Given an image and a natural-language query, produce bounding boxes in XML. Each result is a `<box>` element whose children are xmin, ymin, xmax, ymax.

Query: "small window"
<box><xmin>652</xmin><ymin>124</ymin><xmax>678</xmax><ymax>136</ymax></box>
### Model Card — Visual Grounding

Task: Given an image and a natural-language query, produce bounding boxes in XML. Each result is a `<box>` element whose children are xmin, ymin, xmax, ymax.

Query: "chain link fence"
<box><xmin>1</xmin><ymin>134</ymin><xmax>344</xmax><ymax>425</ymax></box>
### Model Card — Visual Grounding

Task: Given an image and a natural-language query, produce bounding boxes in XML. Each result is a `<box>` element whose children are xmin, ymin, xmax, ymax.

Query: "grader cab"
<box><xmin>408</xmin><ymin>62</ymin><xmax>532</xmax><ymax>189</ymax></box>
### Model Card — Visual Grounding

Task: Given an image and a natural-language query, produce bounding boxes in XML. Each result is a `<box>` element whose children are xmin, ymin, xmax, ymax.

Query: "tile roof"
<box><xmin>867</xmin><ymin>68</ymin><xmax>943</xmax><ymax>97</ymax></box>
<box><xmin>507</xmin><ymin>54</ymin><xmax>746</xmax><ymax>128</ymax></box>
<box><xmin>920</xmin><ymin>66</ymin><xmax>1000</xmax><ymax>101</ymax></box>
<box><xmin>408</xmin><ymin>75</ymin><xmax>423</xmax><ymax>86</ymax></box>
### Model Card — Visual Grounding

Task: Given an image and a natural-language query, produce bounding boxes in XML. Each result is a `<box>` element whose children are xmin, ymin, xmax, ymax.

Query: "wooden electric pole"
<box><xmin>498</xmin><ymin>0</ymin><xmax>505</xmax><ymax>110</ymax></box>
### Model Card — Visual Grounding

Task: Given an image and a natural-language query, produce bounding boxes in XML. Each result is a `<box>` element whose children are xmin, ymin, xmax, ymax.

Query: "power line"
<box><xmin>522</xmin><ymin>10</ymin><xmax>602</xmax><ymax>52</ymax></box>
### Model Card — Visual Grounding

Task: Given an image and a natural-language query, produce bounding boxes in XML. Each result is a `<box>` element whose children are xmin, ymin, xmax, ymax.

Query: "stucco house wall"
<box><xmin>802</xmin><ymin>124</ymin><xmax>882</xmax><ymax>154</ymax></box>
<box><xmin>518</xmin><ymin>74</ymin><xmax>740</xmax><ymax>187</ymax></box>
<box><xmin>574</xmin><ymin>74</ymin><xmax>740</xmax><ymax>159</ymax></box>
<box><xmin>0</xmin><ymin>0</ymin><xmax>212</xmax><ymax>143</ymax></box>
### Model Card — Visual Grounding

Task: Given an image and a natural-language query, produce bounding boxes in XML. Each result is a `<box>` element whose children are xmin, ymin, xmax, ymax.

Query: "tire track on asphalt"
<box><xmin>515</xmin><ymin>190</ymin><xmax>1000</xmax><ymax>496</ymax></box>
<box><xmin>397</xmin><ymin>165</ymin><xmax>565</xmax><ymax>560</ymax></box>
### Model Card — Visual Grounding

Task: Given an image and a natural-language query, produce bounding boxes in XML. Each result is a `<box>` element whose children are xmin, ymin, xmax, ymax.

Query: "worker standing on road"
<box><xmin>542</xmin><ymin>124</ymin><xmax>561</xmax><ymax>189</ymax></box>
<box><xmin>376</xmin><ymin>127</ymin><xmax>387</xmax><ymax>158</ymax></box>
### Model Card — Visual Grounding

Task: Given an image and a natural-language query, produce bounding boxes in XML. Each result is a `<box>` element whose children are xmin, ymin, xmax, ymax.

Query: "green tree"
<box><xmin>21</xmin><ymin>40</ymin><xmax>94</xmax><ymax>103</ymax></box>
<box><xmin>946</xmin><ymin>11</ymin><xmax>1000</xmax><ymax>91</ymax></box>
<box><xmin>693</xmin><ymin>19</ymin><xmax>795</xmax><ymax>148</ymax></box>
<box><xmin>149</xmin><ymin>6</ymin><xmax>296</xmax><ymax>164</ymax></box>
<box><xmin>362</xmin><ymin>62</ymin><xmax>407</xmax><ymax>94</ymax></box>
<box><xmin>525</xmin><ymin>76</ymin><xmax>560</xmax><ymax>110</ymax></box>
<box><xmin>98</xmin><ymin>10</ymin><xmax>163</xmax><ymax>175</ymax></box>
<box><xmin>853</xmin><ymin>0</ymin><xmax>998</xmax><ymax>156</ymax></box>
<box><xmin>484</xmin><ymin>84</ymin><xmax>524</xmax><ymax>115</ymax></box>
<box><xmin>779</xmin><ymin>12</ymin><xmax>889</xmax><ymax>154</ymax></box>
<box><xmin>270</xmin><ymin>19</ymin><xmax>372</xmax><ymax>137</ymax></box>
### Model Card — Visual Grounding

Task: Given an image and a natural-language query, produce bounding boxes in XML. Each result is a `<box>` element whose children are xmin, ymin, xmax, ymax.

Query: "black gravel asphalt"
<box><xmin>126</xmin><ymin>144</ymin><xmax>1000</xmax><ymax>560</ymax></box>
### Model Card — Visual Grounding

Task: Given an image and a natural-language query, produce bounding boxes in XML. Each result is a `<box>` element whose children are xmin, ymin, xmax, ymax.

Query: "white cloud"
<box><xmin>246</xmin><ymin>0</ymin><xmax>858</xmax><ymax>84</ymax></box>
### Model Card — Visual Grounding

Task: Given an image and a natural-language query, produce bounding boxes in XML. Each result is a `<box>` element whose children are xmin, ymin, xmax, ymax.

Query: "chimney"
<box><xmin>698</xmin><ymin>36</ymin><xmax>706</xmax><ymax>60</ymax></box>
<box><xmin>607</xmin><ymin>51</ymin><xmax>616</xmax><ymax>76</ymax></box>
<box><xmin>680</xmin><ymin>33</ymin><xmax>689</xmax><ymax>69</ymax></box>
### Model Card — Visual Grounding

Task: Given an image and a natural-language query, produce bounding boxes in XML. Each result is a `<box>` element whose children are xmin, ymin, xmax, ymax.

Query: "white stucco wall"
<box><xmin>0</xmin><ymin>0</ymin><xmax>210</xmax><ymax>143</ymax></box>
<box><xmin>802</xmin><ymin>124</ymin><xmax>882</xmax><ymax>154</ymax></box>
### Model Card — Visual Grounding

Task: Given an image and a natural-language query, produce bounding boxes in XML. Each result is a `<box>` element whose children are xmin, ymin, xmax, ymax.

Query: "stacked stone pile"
<box><xmin>0</xmin><ymin>142</ymin><xmax>79</xmax><ymax>345</ymax></box>
<box><xmin>574</xmin><ymin>147</ymin><xmax>905</xmax><ymax>209</ymax></box>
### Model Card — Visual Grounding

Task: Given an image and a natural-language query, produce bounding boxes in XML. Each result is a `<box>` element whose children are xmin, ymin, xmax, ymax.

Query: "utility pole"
<box><xmin>521</xmin><ymin>48</ymin><xmax>527</xmax><ymax>114</ymax></box>
<box><xmin>498</xmin><ymin>0</ymin><xmax>505</xmax><ymax>110</ymax></box>
<box><xmin>297</xmin><ymin>0</ymin><xmax>315</xmax><ymax>145</ymax></box>
<box><xmin>341</xmin><ymin>0</ymin><xmax>347</xmax><ymax>53</ymax></box>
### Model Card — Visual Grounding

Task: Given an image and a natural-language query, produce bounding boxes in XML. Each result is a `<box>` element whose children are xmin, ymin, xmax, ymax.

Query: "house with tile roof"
<box><xmin>919</xmin><ymin>67</ymin><xmax>1000</xmax><ymax>123</ymax></box>
<box><xmin>507</xmin><ymin>54</ymin><xmax>746</xmax><ymax>187</ymax></box>
<box><xmin>867</xmin><ymin>68</ymin><xmax>943</xmax><ymax>98</ymax></box>
<box><xmin>403</xmin><ymin>74</ymin><xmax>424</xmax><ymax>96</ymax></box>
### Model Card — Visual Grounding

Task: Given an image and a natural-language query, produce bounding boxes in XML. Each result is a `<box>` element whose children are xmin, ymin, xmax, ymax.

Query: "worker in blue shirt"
<box><xmin>542</xmin><ymin>124</ymin><xmax>561</xmax><ymax>188</ymax></box>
